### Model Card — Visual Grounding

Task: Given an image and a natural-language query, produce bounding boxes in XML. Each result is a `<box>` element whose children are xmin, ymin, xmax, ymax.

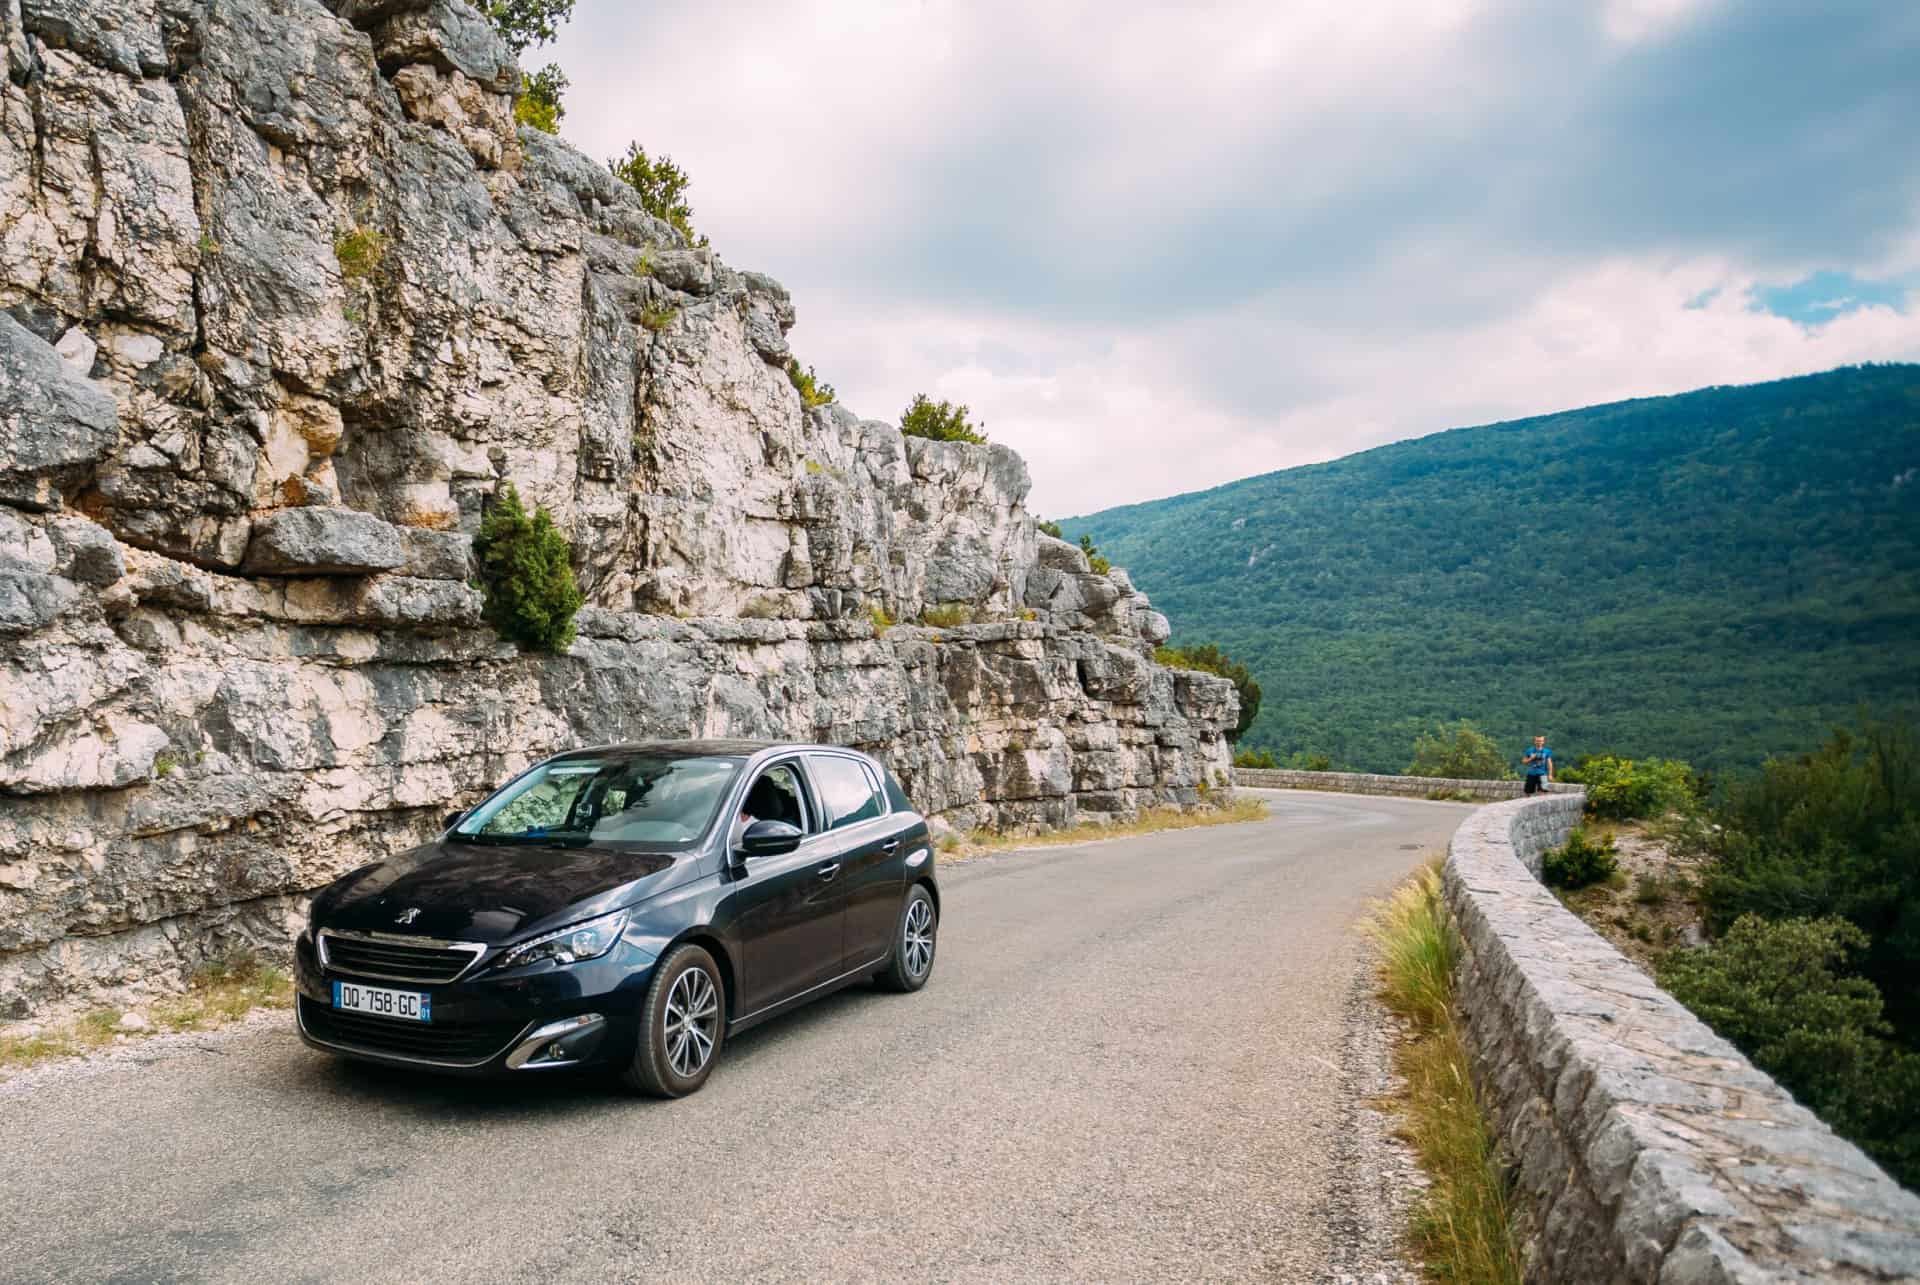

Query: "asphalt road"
<box><xmin>0</xmin><ymin>790</ymin><xmax>1472</xmax><ymax>1284</ymax></box>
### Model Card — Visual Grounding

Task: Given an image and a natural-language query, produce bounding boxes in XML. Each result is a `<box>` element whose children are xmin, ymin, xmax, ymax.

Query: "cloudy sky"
<box><xmin>543</xmin><ymin>0</ymin><xmax>1920</xmax><ymax>516</ymax></box>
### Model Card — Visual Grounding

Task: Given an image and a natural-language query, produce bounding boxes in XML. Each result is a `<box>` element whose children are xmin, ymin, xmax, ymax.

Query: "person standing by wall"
<box><xmin>1522</xmin><ymin>734</ymin><xmax>1554</xmax><ymax>795</ymax></box>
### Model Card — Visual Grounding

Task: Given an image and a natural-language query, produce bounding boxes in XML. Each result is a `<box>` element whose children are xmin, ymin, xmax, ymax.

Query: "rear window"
<box><xmin>809</xmin><ymin>754</ymin><xmax>884</xmax><ymax>831</ymax></box>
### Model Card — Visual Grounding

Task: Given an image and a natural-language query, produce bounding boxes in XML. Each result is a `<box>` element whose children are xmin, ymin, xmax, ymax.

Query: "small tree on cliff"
<box><xmin>899</xmin><ymin>394</ymin><xmax>987</xmax><ymax>445</ymax></box>
<box><xmin>516</xmin><ymin>65</ymin><xmax>569</xmax><ymax>134</ymax></box>
<box><xmin>480</xmin><ymin>1</ymin><xmax>576</xmax><ymax>135</ymax></box>
<box><xmin>610</xmin><ymin>143</ymin><xmax>707</xmax><ymax>247</ymax></box>
<box><xmin>483</xmin><ymin>0</ymin><xmax>576</xmax><ymax>54</ymax></box>
<box><xmin>473</xmin><ymin>482</ymin><xmax>584</xmax><ymax>652</ymax></box>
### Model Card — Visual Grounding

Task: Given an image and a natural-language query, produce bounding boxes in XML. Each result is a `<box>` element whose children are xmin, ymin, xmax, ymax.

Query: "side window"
<box><xmin>740</xmin><ymin>762</ymin><xmax>811</xmax><ymax>833</ymax></box>
<box><xmin>809</xmin><ymin>755</ymin><xmax>884</xmax><ymax>831</ymax></box>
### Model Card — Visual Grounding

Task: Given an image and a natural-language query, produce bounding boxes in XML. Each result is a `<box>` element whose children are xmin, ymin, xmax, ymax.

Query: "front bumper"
<box><xmin>294</xmin><ymin>930</ymin><xmax>655</xmax><ymax>1076</ymax></box>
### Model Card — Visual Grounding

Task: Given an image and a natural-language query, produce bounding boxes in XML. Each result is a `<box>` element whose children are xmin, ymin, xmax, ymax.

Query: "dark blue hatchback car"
<box><xmin>295</xmin><ymin>740</ymin><xmax>939</xmax><ymax>1096</ymax></box>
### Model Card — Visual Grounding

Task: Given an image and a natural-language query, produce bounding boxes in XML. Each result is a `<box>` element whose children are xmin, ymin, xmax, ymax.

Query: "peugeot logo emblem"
<box><xmin>395</xmin><ymin>907</ymin><xmax>422</xmax><ymax>926</ymax></box>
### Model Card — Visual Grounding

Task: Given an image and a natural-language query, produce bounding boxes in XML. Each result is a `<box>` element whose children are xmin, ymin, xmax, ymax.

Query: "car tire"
<box><xmin>875</xmin><ymin>884</ymin><xmax>937</xmax><ymax>993</ymax></box>
<box><xmin>622</xmin><ymin>943</ymin><xmax>725</xmax><ymax>1098</ymax></box>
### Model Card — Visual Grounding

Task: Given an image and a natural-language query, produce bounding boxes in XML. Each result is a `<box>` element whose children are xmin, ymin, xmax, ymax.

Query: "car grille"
<box><xmin>319</xmin><ymin>932</ymin><xmax>482</xmax><ymax>984</ymax></box>
<box><xmin>300</xmin><ymin>997</ymin><xmax>527</xmax><ymax>1064</ymax></box>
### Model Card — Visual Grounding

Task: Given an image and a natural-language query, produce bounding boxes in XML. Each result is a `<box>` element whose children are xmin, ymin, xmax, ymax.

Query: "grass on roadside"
<box><xmin>948</xmin><ymin>796</ymin><xmax>1265</xmax><ymax>860</ymax></box>
<box><xmin>1364</xmin><ymin>860</ymin><xmax>1523</xmax><ymax>1285</ymax></box>
<box><xmin>0</xmin><ymin>949</ymin><xmax>293</xmax><ymax>1074</ymax></box>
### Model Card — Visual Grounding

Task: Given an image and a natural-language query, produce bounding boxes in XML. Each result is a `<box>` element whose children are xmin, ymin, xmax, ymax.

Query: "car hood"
<box><xmin>313</xmin><ymin>840</ymin><xmax>692</xmax><ymax>945</ymax></box>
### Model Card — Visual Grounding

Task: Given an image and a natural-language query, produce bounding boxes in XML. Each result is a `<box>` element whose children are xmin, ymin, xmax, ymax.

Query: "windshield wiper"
<box><xmin>453</xmin><ymin>832</ymin><xmax>594</xmax><ymax>848</ymax></box>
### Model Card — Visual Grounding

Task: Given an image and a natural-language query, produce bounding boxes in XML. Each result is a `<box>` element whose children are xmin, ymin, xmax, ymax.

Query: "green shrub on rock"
<box><xmin>609</xmin><ymin>142</ymin><xmax>706</xmax><ymax>247</ymax></box>
<box><xmin>514</xmin><ymin>64</ymin><xmax>568</xmax><ymax>134</ymax></box>
<box><xmin>1541</xmin><ymin>826</ymin><xmax>1619</xmax><ymax>889</ymax></box>
<box><xmin>785</xmin><ymin>359</ymin><xmax>836</xmax><ymax>408</ymax></box>
<box><xmin>1574</xmin><ymin>754</ymin><xmax>1697</xmax><ymax>820</ymax></box>
<box><xmin>1076</xmin><ymin>533</ymin><xmax>1112</xmax><ymax>576</ymax></box>
<box><xmin>1658</xmin><ymin>914</ymin><xmax>1920</xmax><ymax>1188</ymax></box>
<box><xmin>900</xmin><ymin>394</ymin><xmax>987</xmax><ymax>445</ymax></box>
<box><xmin>472</xmin><ymin>482</ymin><xmax>584</xmax><ymax>652</ymax></box>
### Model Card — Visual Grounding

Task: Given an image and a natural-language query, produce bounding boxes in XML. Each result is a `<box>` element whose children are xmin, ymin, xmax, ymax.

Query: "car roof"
<box><xmin>549</xmin><ymin>739</ymin><xmax>875</xmax><ymax>763</ymax></box>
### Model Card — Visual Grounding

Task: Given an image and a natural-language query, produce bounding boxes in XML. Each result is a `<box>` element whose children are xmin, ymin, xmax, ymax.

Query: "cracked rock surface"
<box><xmin>0</xmin><ymin>0</ymin><xmax>1235</xmax><ymax>1020</ymax></box>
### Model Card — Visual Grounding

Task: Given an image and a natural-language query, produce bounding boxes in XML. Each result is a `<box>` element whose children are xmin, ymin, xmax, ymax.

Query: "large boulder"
<box><xmin>1035</xmin><ymin>533</ymin><xmax>1090</xmax><ymax>574</ymax></box>
<box><xmin>242</xmin><ymin>508</ymin><xmax>408</xmax><ymax>576</ymax></box>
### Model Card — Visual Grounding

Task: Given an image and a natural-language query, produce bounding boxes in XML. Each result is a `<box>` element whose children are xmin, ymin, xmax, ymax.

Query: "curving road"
<box><xmin>0</xmin><ymin>790</ymin><xmax>1473</xmax><ymax>1284</ymax></box>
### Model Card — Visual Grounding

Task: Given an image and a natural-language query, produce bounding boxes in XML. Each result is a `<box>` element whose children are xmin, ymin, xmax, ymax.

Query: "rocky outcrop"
<box><xmin>0</xmin><ymin>0</ymin><xmax>1235</xmax><ymax>1019</ymax></box>
<box><xmin>1446</xmin><ymin>795</ymin><xmax>1920</xmax><ymax>1282</ymax></box>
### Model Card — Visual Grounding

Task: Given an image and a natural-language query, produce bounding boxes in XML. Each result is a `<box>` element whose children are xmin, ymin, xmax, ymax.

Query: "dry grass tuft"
<box><xmin>0</xmin><ymin>949</ymin><xmax>293</xmax><ymax>1075</ymax></box>
<box><xmin>1364</xmin><ymin>860</ymin><xmax>1523</xmax><ymax>1284</ymax></box>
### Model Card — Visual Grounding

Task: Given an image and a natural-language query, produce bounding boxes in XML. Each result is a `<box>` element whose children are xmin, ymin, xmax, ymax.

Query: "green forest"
<box><xmin>1064</xmin><ymin>365</ymin><xmax>1920</xmax><ymax>776</ymax></box>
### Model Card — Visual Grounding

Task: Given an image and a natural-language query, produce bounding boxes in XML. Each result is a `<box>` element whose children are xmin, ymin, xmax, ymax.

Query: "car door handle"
<box><xmin>816</xmin><ymin>862</ymin><xmax>841</xmax><ymax>880</ymax></box>
<box><xmin>880</xmin><ymin>839</ymin><xmax>901</xmax><ymax>855</ymax></box>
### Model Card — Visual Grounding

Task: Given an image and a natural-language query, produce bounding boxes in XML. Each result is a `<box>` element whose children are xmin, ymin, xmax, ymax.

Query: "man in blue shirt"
<box><xmin>1522</xmin><ymin>735</ymin><xmax>1554</xmax><ymax>795</ymax></box>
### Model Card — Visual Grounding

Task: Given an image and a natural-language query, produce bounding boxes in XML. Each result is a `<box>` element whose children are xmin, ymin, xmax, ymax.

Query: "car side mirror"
<box><xmin>737</xmin><ymin>819</ymin><xmax>802</xmax><ymax>859</ymax></box>
<box><xmin>443</xmin><ymin>810</ymin><xmax>467</xmax><ymax>832</ymax></box>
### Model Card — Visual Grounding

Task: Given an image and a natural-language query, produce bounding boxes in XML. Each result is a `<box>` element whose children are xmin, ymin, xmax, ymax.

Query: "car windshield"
<box><xmin>454</xmin><ymin>755</ymin><xmax>741</xmax><ymax>848</ymax></box>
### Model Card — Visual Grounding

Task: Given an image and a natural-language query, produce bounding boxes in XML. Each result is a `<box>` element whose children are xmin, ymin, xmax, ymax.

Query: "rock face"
<box><xmin>0</xmin><ymin>0</ymin><xmax>1236</xmax><ymax>1019</ymax></box>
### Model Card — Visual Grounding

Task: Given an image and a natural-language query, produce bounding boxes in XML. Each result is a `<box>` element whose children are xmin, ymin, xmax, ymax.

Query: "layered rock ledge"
<box><xmin>0</xmin><ymin>0</ymin><xmax>1234</xmax><ymax>1019</ymax></box>
<box><xmin>1445</xmin><ymin>795</ymin><xmax>1920</xmax><ymax>1282</ymax></box>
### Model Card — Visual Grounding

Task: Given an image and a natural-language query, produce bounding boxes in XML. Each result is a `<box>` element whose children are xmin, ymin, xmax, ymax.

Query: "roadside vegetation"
<box><xmin>1232</xmin><ymin>747</ymin><xmax>1336</xmax><ymax>771</ymax></box>
<box><xmin>1406</xmin><ymin>721</ymin><xmax>1511</xmax><ymax>781</ymax></box>
<box><xmin>1545</xmin><ymin>719</ymin><xmax>1920</xmax><ymax>1188</ymax></box>
<box><xmin>1364</xmin><ymin>861</ymin><xmax>1523</xmax><ymax>1284</ymax></box>
<box><xmin>0</xmin><ymin>950</ymin><xmax>292</xmax><ymax>1075</ymax></box>
<box><xmin>944</xmin><ymin>797</ymin><xmax>1265</xmax><ymax>860</ymax></box>
<box><xmin>472</xmin><ymin>481</ymin><xmax>584</xmax><ymax>652</ymax></box>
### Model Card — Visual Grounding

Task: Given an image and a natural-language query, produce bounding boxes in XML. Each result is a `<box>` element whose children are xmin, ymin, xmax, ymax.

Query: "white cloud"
<box><xmin>541</xmin><ymin>0</ymin><xmax>1920</xmax><ymax>516</ymax></box>
<box><xmin>1601</xmin><ymin>0</ymin><xmax>1722</xmax><ymax>44</ymax></box>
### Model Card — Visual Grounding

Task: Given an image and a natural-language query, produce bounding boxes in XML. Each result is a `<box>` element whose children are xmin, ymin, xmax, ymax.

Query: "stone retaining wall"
<box><xmin>1444</xmin><ymin>794</ymin><xmax>1920</xmax><ymax>1282</ymax></box>
<box><xmin>1235</xmin><ymin>767</ymin><xmax>1534</xmax><ymax>800</ymax></box>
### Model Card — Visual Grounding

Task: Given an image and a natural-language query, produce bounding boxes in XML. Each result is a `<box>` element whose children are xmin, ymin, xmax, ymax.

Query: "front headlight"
<box><xmin>493</xmin><ymin>909</ymin><xmax>631</xmax><ymax>972</ymax></box>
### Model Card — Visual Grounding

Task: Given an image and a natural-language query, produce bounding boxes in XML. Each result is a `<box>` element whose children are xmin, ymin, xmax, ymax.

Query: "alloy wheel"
<box><xmin>903</xmin><ymin>898</ymin><xmax>935</xmax><ymax>978</ymax></box>
<box><xmin>664</xmin><ymin>966</ymin><xmax>719</xmax><ymax>1077</ymax></box>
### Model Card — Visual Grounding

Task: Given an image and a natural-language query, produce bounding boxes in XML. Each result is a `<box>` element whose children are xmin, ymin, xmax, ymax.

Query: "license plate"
<box><xmin>332</xmin><ymin>980</ymin><xmax>431</xmax><ymax>1023</ymax></box>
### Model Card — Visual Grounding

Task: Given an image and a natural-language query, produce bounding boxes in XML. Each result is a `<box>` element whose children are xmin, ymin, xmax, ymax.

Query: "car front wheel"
<box><xmin>623</xmin><ymin>943</ymin><xmax>725</xmax><ymax>1097</ymax></box>
<box><xmin>875</xmin><ymin>884</ymin><xmax>937</xmax><ymax>992</ymax></box>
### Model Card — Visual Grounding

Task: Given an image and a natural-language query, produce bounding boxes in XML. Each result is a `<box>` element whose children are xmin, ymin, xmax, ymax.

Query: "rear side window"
<box><xmin>879</xmin><ymin>763</ymin><xmax>912</xmax><ymax>813</ymax></box>
<box><xmin>809</xmin><ymin>755</ymin><xmax>884</xmax><ymax>831</ymax></box>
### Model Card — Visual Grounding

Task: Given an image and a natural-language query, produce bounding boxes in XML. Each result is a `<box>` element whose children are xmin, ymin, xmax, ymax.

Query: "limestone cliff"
<box><xmin>0</xmin><ymin>0</ymin><xmax>1236</xmax><ymax>1020</ymax></box>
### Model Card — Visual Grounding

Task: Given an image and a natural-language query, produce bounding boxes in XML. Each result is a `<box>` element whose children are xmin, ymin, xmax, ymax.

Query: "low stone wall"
<box><xmin>1234</xmin><ymin>767</ymin><xmax>1534</xmax><ymax>801</ymax></box>
<box><xmin>1444</xmin><ymin>794</ymin><xmax>1920</xmax><ymax>1282</ymax></box>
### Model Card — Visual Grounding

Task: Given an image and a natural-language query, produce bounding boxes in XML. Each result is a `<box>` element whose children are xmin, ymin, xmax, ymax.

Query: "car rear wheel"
<box><xmin>622</xmin><ymin>943</ymin><xmax>725</xmax><ymax>1097</ymax></box>
<box><xmin>875</xmin><ymin>885</ymin><xmax>937</xmax><ymax>992</ymax></box>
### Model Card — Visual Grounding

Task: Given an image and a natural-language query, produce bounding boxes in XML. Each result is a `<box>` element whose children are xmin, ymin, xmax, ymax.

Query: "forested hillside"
<box><xmin>1065</xmin><ymin>366</ymin><xmax>1920</xmax><ymax>775</ymax></box>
